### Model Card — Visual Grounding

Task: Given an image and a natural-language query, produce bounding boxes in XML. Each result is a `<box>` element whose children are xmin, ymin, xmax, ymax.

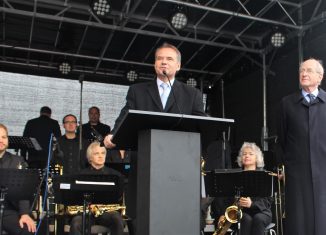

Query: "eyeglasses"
<box><xmin>299</xmin><ymin>68</ymin><xmax>318</xmax><ymax>74</ymax></box>
<box><xmin>64</xmin><ymin>121</ymin><xmax>77</xmax><ymax>124</ymax></box>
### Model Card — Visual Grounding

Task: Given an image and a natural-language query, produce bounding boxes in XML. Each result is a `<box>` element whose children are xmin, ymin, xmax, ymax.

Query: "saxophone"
<box><xmin>213</xmin><ymin>202</ymin><xmax>242</xmax><ymax>235</ymax></box>
<box><xmin>66</xmin><ymin>204</ymin><xmax>126</xmax><ymax>217</ymax></box>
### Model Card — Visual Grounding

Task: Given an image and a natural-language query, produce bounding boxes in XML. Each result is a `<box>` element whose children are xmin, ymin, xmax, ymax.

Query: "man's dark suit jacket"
<box><xmin>112</xmin><ymin>79</ymin><xmax>206</xmax><ymax>134</ymax></box>
<box><xmin>23</xmin><ymin>114</ymin><xmax>61</xmax><ymax>168</ymax></box>
<box><xmin>0</xmin><ymin>152</ymin><xmax>30</xmax><ymax>216</ymax></box>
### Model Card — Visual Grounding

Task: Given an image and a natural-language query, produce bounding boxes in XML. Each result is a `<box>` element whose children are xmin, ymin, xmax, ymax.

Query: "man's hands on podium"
<box><xmin>104</xmin><ymin>134</ymin><xmax>116</xmax><ymax>149</ymax></box>
<box><xmin>19</xmin><ymin>214</ymin><xmax>36</xmax><ymax>233</ymax></box>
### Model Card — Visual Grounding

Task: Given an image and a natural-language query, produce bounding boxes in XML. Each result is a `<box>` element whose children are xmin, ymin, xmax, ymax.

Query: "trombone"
<box><xmin>273</xmin><ymin>165</ymin><xmax>285</xmax><ymax>235</ymax></box>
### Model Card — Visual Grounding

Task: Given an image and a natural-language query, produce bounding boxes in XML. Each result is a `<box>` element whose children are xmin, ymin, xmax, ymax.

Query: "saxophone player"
<box><xmin>216</xmin><ymin>142</ymin><xmax>272</xmax><ymax>235</ymax></box>
<box><xmin>235</xmin><ymin>142</ymin><xmax>272</xmax><ymax>235</ymax></box>
<box><xmin>69</xmin><ymin>141</ymin><xmax>124</xmax><ymax>235</ymax></box>
<box><xmin>0</xmin><ymin>123</ymin><xmax>36</xmax><ymax>235</ymax></box>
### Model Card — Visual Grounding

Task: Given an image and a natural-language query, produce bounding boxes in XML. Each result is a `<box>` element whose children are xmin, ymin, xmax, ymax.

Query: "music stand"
<box><xmin>0</xmin><ymin>169</ymin><xmax>40</xmax><ymax>235</ymax></box>
<box><xmin>205</xmin><ymin>169</ymin><xmax>274</xmax><ymax>198</ymax></box>
<box><xmin>8</xmin><ymin>136</ymin><xmax>42</xmax><ymax>151</ymax></box>
<box><xmin>52</xmin><ymin>174</ymin><xmax>122</xmax><ymax>235</ymax></box>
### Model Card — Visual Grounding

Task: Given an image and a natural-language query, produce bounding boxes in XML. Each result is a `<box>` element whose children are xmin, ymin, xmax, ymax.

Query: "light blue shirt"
<box><xmin>157</xmin><ymin>78</ymin><xmax>175</xmax><ymax>97</ymax></box>
<box><xmin>302</xmin><ymin>89</ymin><xmax>318</xmax><ymax>102</ymax></box>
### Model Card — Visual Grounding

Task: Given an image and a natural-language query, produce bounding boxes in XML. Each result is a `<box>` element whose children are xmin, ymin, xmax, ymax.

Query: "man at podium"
<box><xmin>104</xmin><ymin>42</ymin><xmax>206</xmax><ymax>148</ymax></box>
<box><xmin>103</xmin><ymin>43</ymin><xmax>206</xmax><ymax>227</ymax></box>
<box><xmin>0</xmin><ymin>123</ymin><xmax>36</xmax><ymax>235</ymax></box>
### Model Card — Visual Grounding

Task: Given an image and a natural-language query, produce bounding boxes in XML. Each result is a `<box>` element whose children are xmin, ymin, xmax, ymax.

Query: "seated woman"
<box><xmin>69</xmin><ymin>141</ymin><xmax>124</xmax><ymax>235</ymax></box>
<box><xmin>236</xmin><ymin>142</ymin><xmax>272</xmax><ymax>235</ymax></box>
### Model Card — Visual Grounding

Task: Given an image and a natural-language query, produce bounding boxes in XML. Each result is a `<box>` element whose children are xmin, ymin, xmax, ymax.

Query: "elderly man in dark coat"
<box><xmin>278</xmin><ymin>58</ymin><xmax>326</xmax><ymax>235</ymax></box>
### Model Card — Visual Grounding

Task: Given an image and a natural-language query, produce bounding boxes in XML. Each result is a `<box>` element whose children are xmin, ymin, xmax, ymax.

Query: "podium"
<box><xmin>112</xmin><ymin>110</ymin><xmax>234</xmax><ymax>235</ymax></box>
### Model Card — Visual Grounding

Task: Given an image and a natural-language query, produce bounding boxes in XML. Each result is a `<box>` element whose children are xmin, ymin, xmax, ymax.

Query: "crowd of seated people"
<box><xmin>2</xmin><ymin>105</ymin><xmax>129</xmax><ymax>235</ymax></box>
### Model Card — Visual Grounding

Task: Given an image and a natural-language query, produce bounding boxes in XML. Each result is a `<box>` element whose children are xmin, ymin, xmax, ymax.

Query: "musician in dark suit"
<box><xmin>22</xmin><ymin>106</ymin><xmax>61</xmax><ymax>169</ymax></box>
<box><xmin>103</xmin><ymin>42</ymin><xmax>206</xmax><ymax>232</ymax></box>
<box><xmin>0</xmin><ymin>123</ymin><xmax>36</xmax><ymax>235</ymax></box>
<box><xmin>69</xmin><ymin>141</ymin><xmax>124</xmax><ymax>235</ymax></box>
<box><xmin>54</xmin><ymin>114</ymin><xmax>89</xmax><ymax>174</ymax></box>
<box><xmin>79</xmin><ymin>106</ymin><xmax>111</xmax><ymax>143</ymax></box>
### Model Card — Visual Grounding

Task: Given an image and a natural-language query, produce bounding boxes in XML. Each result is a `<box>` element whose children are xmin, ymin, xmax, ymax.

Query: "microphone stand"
<box><xmin>79</xmin><ymin>74</ymin><xmax>84</xmax><ymax>162</ymax></box>
<box><xmin>162</xmin><ymin>71</ymin><xmax>182</xmax><ymax>114</ymax></box>
<box><xmin>0</xmin><ymin>187</ymin><xmax>8</xmax><ymax>235</ymax></box>
<box><xmin>162</xmin><ymin>71</ymin><xmax>184</xmax><ymax>129</ymax></box>
<box><xmin>235</xmin><ymin>187</ymin><xmax>242</xmax><ymax>234</ymax></box>
<box><xmin>35</xmin><ymin>134</ymin><xmax>56</xmax><ymax>235</ymax></box>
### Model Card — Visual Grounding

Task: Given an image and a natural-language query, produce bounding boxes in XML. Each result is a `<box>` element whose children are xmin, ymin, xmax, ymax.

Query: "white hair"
<box><xmin>236</xmin><ymin>142</ymin><xmax>264</xmax><ymax>168</ymax></box>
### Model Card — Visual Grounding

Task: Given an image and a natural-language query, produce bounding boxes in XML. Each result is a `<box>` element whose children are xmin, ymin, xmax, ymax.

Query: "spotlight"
<box><xmin>59</xmin><ymin>62</ymin><xmax>71</xmax><ymax>74</ymax></box>
<box><xmin>91</xmin><ymin>0</ymin><xmax>110</xmax><ymax>16</ymax></box>
<box><xmin>271</xmin><ymin>32</ymin><xmax>285</xmax><ymax>47</ymax></box>
<box><xmin>170</xmin><ymin>7</ymin><xmax>188</xmax><ymax>30</ymax></box>
<box><xmin>186</xmin><ymin>78</ymin><xmax>197</xmax><ymax>88</ymax></box>
<box><xmin>126</xmin><ymin>70</ymin><xmax>138</xmax><ymax>82</ymax></box>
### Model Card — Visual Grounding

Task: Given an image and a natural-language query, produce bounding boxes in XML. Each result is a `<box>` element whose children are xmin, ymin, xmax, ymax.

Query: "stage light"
<box><xmin>186</xmin><ymin>78</ymin><xmax>197</xmax><ymax>88</ymax></box>
<box><xmin>271</xmin><ymin>32</ymin><xmax>285</xmax><ymax>47</ymax></box>
<box><xmin>91</xmin><ymin>0</ymin><xmax>110</xmax><ymax>16</ymax></box>
<box><xmin>58</xmin><ymin>62</ymin><xmax>71</xmax><ymax>75</ymax></box>
<box><xmin>126</xmin><ymin>70</ymin><xmax>138</xmax><ymax>82</ymax></box>
<box><xmin>170</xmin><ymin>7</ymin><xmax>188</xmax><ymax>30</ymax></box>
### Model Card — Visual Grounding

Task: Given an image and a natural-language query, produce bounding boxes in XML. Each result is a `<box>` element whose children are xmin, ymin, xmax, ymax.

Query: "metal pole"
<box><xmin>262</xmin><ymin>54</ymin><xmax>268</xmax><ymax>151</ymax></box>
<box><xmin>298</xmin><ymin>3</ymin><xmax>304</xmax><ymax>67</ymax></box>
<box><xmin>220</xmin><ymin>79</ymin><xmax>225</xmax><ymax>118</ymax></box>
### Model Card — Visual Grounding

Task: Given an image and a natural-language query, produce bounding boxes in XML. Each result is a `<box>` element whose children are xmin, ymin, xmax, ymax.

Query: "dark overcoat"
<box><xmin>278</xmin><ymin>88</ymin><xmax>326</xmax><ymax>235</ymax></box>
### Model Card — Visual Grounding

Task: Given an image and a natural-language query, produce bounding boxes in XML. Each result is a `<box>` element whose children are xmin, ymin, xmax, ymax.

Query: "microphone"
<box><xmin>162</xmin><ymin>70</ymin><xmax>182</xmax><ymax>115</ymax></box>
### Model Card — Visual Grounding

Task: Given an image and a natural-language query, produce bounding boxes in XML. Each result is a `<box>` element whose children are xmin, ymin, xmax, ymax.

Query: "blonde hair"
<box><xmin>86</xmin><ymin>141</ymin><xmax>106</xmax><ymax>163</ymax></box>
<box><xmin>236</xmin><ymin>142</ymin><xmax>264</xmax><ymax>168</ymax></box>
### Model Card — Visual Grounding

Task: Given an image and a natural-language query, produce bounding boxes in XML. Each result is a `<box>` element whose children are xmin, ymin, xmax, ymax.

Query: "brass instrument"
<box><xmin>213</xmin><ymin>203</ymin><xmax>242</xmax><ymax>235</ymax></box>
<box><xmin>201</xmin><ymin>156</ymin><xmax>206</xmax><ymax>176</ymax></box>
<box><xmin>275</xmin><ymin>165</ymin><xmax>285</xmax><ymax>235</ymax></box>
<box><xmin>66</xmin><ymin>204</ymin><xmax>126</xmax><ymax>217</ymax></box>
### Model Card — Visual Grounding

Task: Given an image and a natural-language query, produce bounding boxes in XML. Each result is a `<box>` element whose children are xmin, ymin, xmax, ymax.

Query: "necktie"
<box><xmin>160</xmin><ymin>83</ymin><xmax>169</xmax><ymax>109</ymax></box>
<box><xmin>307</xmin><ymin>94</ymin><xmax>315</xmax><ymax>103</ymax></box>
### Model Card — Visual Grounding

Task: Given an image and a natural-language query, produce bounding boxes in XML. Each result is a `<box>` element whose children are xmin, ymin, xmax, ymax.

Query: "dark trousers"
<box><xmin>240</xmin><ymin>212</ymin><xmax>271</xmax><ymax>235</ymax></box>
<box><xmin>69</xmin><ymin>211</ymin><xmax>124</xmax><ymax>235</ymax></box>
<box><xmin>2</xmin><ymin>211</ymin><xmax>33</xmax><ymax>235</ymax></box>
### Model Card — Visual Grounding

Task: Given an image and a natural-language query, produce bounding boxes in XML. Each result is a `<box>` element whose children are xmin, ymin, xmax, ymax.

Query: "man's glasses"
<box><xmin>299</xmin><ymin>68</ymin><xmax>318</xmax><ymax>74</ymax></box>
<box><xmin>64</xmin><ymin>121</ymin><xmax>77</xmax><ymax>124</ymax></box>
